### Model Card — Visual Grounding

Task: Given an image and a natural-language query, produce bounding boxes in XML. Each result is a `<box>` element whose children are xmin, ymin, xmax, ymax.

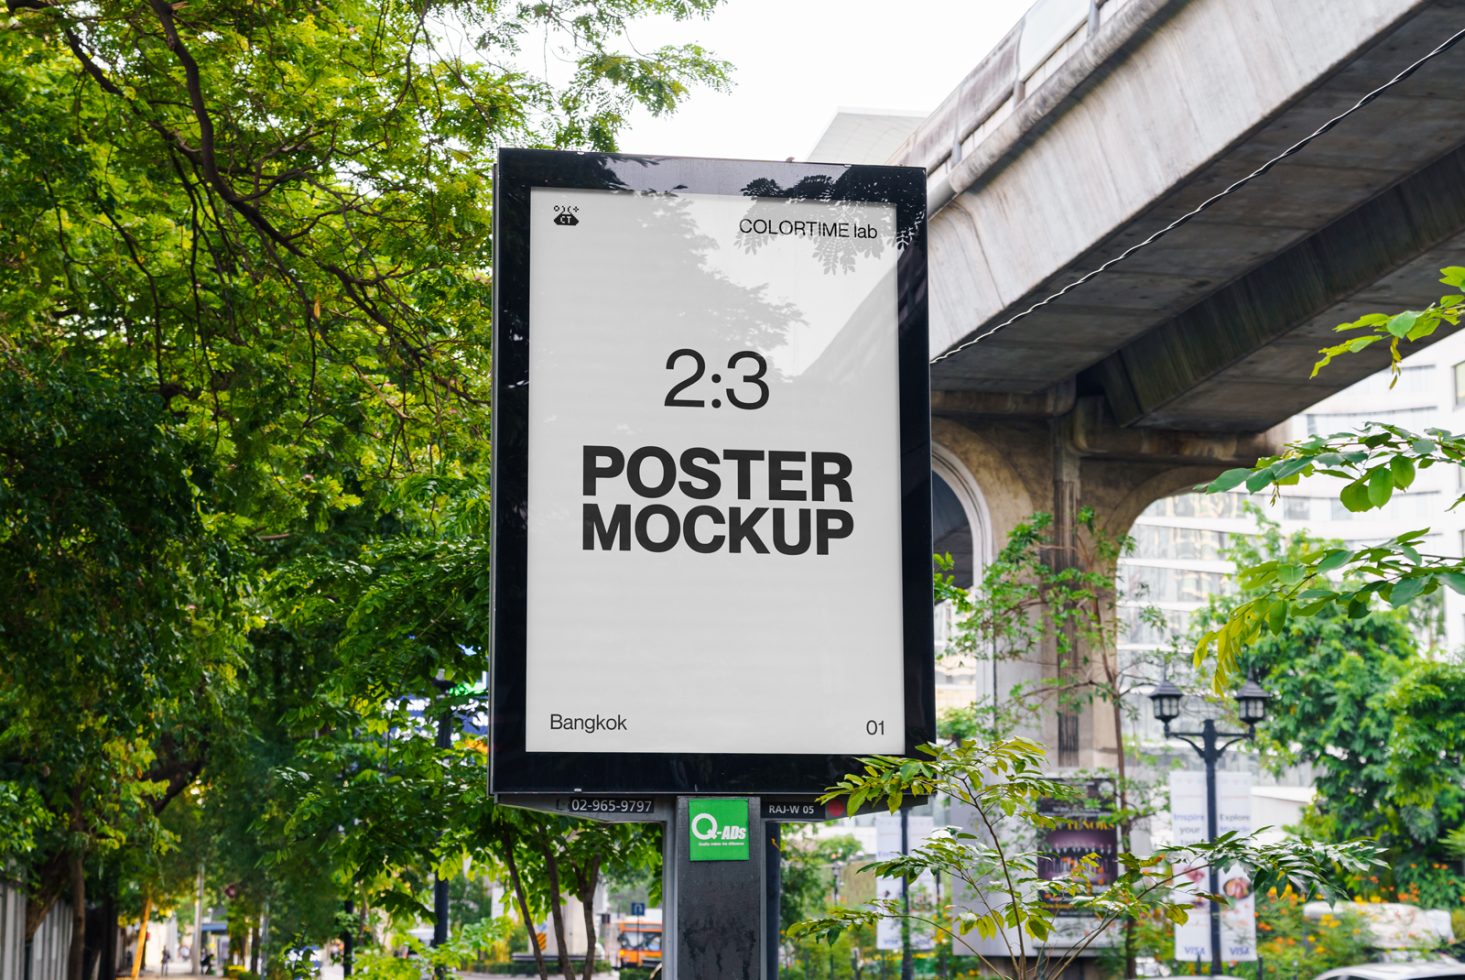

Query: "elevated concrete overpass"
<box><xmin>863</xmin><ymin>0</ymin><xmax>1465</xmax><ymax>765</ymax></box>
<box><xmin>903</xmin><ymin>0</ymin><xmax>1465</xmax><ymax>431</ymax></box>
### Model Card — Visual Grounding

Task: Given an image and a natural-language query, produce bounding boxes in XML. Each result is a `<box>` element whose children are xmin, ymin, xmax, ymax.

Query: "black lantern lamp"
<box><xmin>1235</xmin><ymin>672</ymin><xmax>1272</xmax><ymax>728</ymax></box>
<box><xmin>1149</xmin><ymin>676</ymin><xmax>1184</xmax><ymax>733</ymax></box>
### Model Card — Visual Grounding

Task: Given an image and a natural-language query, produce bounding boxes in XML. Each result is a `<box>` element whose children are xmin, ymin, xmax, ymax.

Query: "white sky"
<box><xmin>615</xmin><ymin>0</ymin><xmax>1035</xmax><ymax>160</ymax></box>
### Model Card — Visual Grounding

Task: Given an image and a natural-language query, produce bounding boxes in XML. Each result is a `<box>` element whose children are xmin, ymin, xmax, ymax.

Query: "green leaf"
<box><xmin>1316</xmin><ymin>550</ymin><xmax>1352</xmax><ymax>574</ymax></box>
<box><xmin>1440</xmin><ymin>572</ymin><xmax>1465</xmax><ymax>595</ymax></box>
<box><xmin>1244</xmin><ymin>468</ymin><xmax>1275</xmax><ymax>493</ymax></box>
<box><xmin>1441</xmin><ymin>266</ymin><xmax>1465</xmax><ymax>289</ymax></box>
<box><xmin>1386</xmin><ymin>311</ymin><xmax>1420</xmax><ymax>338</ymax></box>
<box><xmin>1204</xmin><ymin>467</ymin><xmax>1253</xmax><ymax>493</ymax></box>
<box><xmin>1389</xmin><ymin>576</ymin><xmax>1424</xmax><ymax>608</ymax></box>
<box><xmin>1335</xmin><ymin>313</ymin><xmax>1389</xmax><ymax>332</ymax></box>
<box><xmin>1339</xmin><ymin>480</ymin><xmax>1372</xmax><ymax>513</ymax></box>
<box><xmin>1390</xmin><ymin>455</ymin><xmax>1416</xmax><ymax>490</ymax></box>
<box><xmin>1406</xmin><ymin>314</ymin><xmax>1441</xmax><ymax>342</ymax></box>
<box><xmin>1367</xmin><ymin>466</ymin><xmax>1394</xmax><ymax>508</ymax></box>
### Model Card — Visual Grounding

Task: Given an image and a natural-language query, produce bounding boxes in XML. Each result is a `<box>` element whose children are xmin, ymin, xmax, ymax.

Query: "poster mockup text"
<box><xmin>524</xmin><ymin>187</ymin><xmax>906</xmax><ymax>756</ymax></box>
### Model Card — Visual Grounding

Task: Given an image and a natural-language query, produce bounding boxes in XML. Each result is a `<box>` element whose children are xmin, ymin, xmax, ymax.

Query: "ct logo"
<box><xmin>691</xmin><ymin>812</ymin><xmax>720</xmax><ymax>841</ymax></box>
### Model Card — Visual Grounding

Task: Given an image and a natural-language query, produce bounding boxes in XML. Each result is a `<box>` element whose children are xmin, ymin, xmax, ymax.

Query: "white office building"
<box><xmin>1118</xmin><ymin>329</ymin><xmax>1465</xmax><ymax>744</ymax></box>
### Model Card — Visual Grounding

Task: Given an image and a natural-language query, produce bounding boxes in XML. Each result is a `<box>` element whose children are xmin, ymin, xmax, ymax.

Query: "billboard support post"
<box><xmin>765</xmin><ymin>822</ymin><xmax>781</xmax><ymax>980</ymax></box>
<box><xmin>489</xmin><ymin>148</ymin><xmax>932</xmax><ymax>978</ymax></box>
<box><xmin>667</xmin><ymin>796</ymin><xmax>765</xmax><ymax>979</ymax></box>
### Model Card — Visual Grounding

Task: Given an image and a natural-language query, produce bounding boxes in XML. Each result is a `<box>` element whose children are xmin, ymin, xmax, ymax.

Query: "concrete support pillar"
<box><xmin>932</xmin><ymin>396</ymin><xmax>1283</xmax><ymax>771</ymax></box>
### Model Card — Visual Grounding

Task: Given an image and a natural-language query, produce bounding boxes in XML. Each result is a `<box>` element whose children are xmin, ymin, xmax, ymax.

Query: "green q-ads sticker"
<box><xmin>688</xmin><ymin>798</ymin><xmax>750</xmax><ymax>862</ymax></box>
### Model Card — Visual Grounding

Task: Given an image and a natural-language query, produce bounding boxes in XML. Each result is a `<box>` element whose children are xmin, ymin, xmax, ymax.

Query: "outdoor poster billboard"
<box><xmin>1037</xmin><ymin>780</ymin><xmax>1119</xmax><ymax>917</ymax></box>
<box><xmin>489</xmin><ymin>150</ymin><xmax>932</xmax><ymax>795</ymax></box>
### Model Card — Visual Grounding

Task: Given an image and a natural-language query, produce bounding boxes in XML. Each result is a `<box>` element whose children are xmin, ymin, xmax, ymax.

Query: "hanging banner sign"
<box><xmin>1170</xmin><ymin>770</ymin><xmax>1258</xmax><ymax>963</ymax></box>
<box><xmin>489</xmin><ymin>150</ymin><xmax>932</xmax><ymax>795</ymax></box>
<box><xmin>875</xmin><ymin>815</ymin><xmax>936</xmax><ymax>952</ymax></box>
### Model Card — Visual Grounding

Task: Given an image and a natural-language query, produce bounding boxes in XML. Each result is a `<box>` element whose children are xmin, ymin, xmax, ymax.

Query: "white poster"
<box><xmin>875</xmin><ymin>815</ymin><xmax>936</xmax><ymax>952</ymax></box>
<box><xmin>524</xmin><ymin>186</ymin><xmax>905</xmax><ymax>755</ymax></box>
<box><xmin>1169</xmin><ymin>770</ymin><xmax>1257</xmax><ymax>963</ymax></box>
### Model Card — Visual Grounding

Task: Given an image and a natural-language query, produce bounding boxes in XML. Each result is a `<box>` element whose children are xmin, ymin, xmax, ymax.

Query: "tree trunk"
<box><xmin>67</xmin><ymin>852</ymin><xmax>87</xmax><ymax>980</ymax></box>
<box><xmin>499</xmin><ymin>830</ymin><xmax>550</xmax><ymax>980</ymax></box>
<box><xmin>129</xmin><ymin>896</ymin><xmax>150</xmax><ymax>980</ymax></box>
<box><xmin>575</xmin><ymin>859</ymin><xmax>601</xmax><ymax>980</ymax></box>
<box><xmin>25</xmin><ymin>851</ymin><xmax>70</xmax><ymax>941</ymax></box>
<box><xmin>191</xmin><ymin>866</ymin><xmax>204</xmax><ymax>976</ymax></box>
<box><xmin>540</xmin><ymin>849</ymin><xmax>573</xmax><ymax>980</ymax></box>
<box><xmin>1112</xmin><ymin>684</ymin><xmax>1137</xmax><ymax>979</ymax></box>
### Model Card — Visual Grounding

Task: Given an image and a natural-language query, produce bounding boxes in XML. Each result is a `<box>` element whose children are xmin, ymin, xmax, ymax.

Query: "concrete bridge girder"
<box><xmin>914</xmin><ymin>0</ymin><xmax>1465</xmax><ymax>432</ymax></box>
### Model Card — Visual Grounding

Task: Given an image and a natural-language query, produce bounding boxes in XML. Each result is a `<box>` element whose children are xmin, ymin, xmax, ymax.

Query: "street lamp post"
<box><xmin>1148</xmin><ymin>675</ymin><xmax>1271</xmax><ymax>978</ymax></box>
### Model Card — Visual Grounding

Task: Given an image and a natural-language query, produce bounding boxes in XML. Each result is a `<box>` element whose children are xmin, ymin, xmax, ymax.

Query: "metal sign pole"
<box><xmin>765</xmin><ymin>823</ymin><xmax>781</xmax><ymax>980</ymax></box>
<box><xmin>668</xmin><ymin>796</ymin><xmax>765</xmax><ymax>980</ymax></box>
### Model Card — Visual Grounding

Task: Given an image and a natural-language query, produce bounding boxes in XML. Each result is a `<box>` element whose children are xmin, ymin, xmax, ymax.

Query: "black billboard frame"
<box><xmin>490</xmin><ymin>148</ymin><xmax>933</xmax><ymax>796</ymax></box>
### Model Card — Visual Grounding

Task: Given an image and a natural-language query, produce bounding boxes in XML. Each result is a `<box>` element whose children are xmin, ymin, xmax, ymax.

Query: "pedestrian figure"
<box><xmin>162</xmin><ymin>947</ymin><xmax>171</xmax><ymax>976</ymax></box>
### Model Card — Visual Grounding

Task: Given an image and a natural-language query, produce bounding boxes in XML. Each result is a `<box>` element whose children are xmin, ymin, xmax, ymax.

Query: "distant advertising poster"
<box><xmin>1169</xmin><ymin>770</ymin><xmax>1258</xmax><ymax>962</ymax></box>
<box><xmin>1037</xmin><ymin>781</ymin><xmax>1119</xmax><ymax>917</ymax></box>
<box><xmin>875</xmin><ymin>815</ymin><xmax>936</xmax><ymax>952</ymax></box>
<box><xmin>490</xmin><ymin>150</ymin><xmax>932</xmax><ymax>794</ymax></box>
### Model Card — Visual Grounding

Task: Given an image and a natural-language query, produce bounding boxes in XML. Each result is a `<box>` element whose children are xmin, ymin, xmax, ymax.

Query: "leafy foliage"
<box><xmin>791</xmin><ymin>739</ymin><xmax>1380</xmax><ymax>980</ymax></box>
<box><xmin>0</xmin><ymin>0</ymin><xmax>727</xmax><ymax>975</ymax></box>
<box><xmin>1242</xmin><ymin>889</ymin><xmax>1372</xmax><ymax>979</ymax></box>
<box><xmin>1193</xmin><ymin>267</ymin><xmax>1465</xmax><ymax>687</ymax></box>
<box><xmin>0</xmin><ymin>356</ymin><xmax>241</xmax><ymax>934</ymax></box>
<box><xmin>936</xmin><ymin>510</ymin><xmax>1176</xmax><ymax>776</ymax></box>
<box><xmin>1311</xmin><ymin>267</ymin><xmax>1465</xmax><ymax>381</ymax></box>
<box><xmin>936</xmin><ymin>510</ymin><xmax>1178</xmax><ymax>973</ymax></box>
<box><xmin>1191</xmin><ymin>519</ymin><xmax>1465</xmax><ymax>901</ymax></box>
<box><xmin>780</xmin><ymin>829</ymin><xmax>865</xmax><ymax>933</ymax></box>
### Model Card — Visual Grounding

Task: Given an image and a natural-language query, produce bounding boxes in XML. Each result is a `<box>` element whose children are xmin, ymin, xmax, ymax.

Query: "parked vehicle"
<box><xmin>615</xmin><ymin>918</ymin><xmax>661</xmax><ymax>969</ymax></box>
<box><xmin>1313</xmin><ymin>962</ymin><xmax>1465</xmax><ymax>980</ymax></box>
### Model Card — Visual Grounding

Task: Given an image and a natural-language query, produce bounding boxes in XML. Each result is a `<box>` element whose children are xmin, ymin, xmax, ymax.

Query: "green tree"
<box><xmin>780</xmin><ymin>830</ymin><xmax>865</xmax><ymax>933</ymax></box>
<box><xmin>1191</xmin><ymin>265</ymin><xmax>1465</xmax><ymax>902</ymax></box>
<box><xmin>1194</xmin><ymin>515</ymin><xmax>1465</xmax><ymax>901</ymax></box>
<box><xmin>0</xmin><ymin>1</ymin><xmax>728</xmax><ymax>976</ymax></box>
<box><xmin>0</xmin><ymin>357</ymin><xmax>242</xmax><ymax>974</ymax></box>
<box><xmin>936</xmin><ymin>510</ymin><xmax>1178</xmax><ymax>975</ymax></box>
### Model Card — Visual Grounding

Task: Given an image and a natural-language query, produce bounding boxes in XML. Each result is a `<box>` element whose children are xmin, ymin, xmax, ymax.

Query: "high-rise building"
<box><xmin>1118</xmin><ymin>329</ymin><xmax>1465</xmax><ymax>744</ymax></box>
